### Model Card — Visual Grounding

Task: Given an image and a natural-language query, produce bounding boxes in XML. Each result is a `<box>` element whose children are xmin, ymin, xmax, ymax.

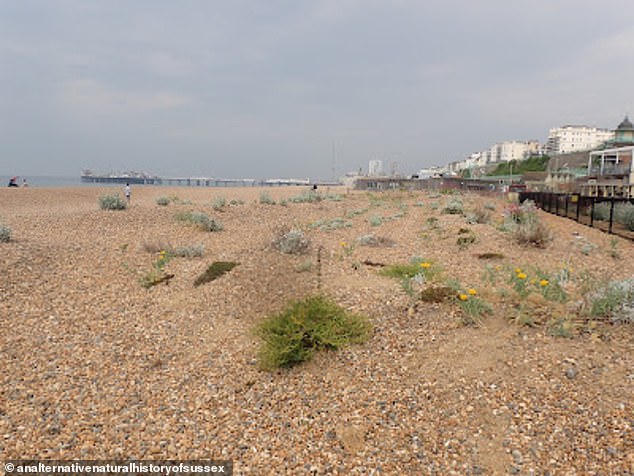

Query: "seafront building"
<box><xmin>546</xmin><ymin>125</ymin><xmax>613</xmax><ymax>155</ymax></box>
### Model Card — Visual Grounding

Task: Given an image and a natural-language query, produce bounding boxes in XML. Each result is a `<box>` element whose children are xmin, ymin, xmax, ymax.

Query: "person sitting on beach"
<box><xmin>8</xmin><ymin>177</ymin><xmax>19</xmax><ymax>187</ymax></box>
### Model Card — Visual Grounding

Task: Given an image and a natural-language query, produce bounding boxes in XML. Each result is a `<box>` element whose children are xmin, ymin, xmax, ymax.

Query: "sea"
<box><xmin>1</xmin><ymin>175</ymin><xmax>116</xmax><ymax>188</ymax></box>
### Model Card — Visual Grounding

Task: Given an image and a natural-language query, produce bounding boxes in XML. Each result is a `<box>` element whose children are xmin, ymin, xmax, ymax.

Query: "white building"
<box><xmin>368</xmin><ymin>160</ymin><xmax>384</xmax><ymax>176</ymax></box>
<box><xmin>546</xmin><ymin>125</ymin><xmax>613</xmax><ymax>155</ymax></box>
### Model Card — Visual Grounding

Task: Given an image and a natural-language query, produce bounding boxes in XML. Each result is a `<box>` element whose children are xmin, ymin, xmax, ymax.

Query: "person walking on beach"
<box><xmin>124</xmin><ymin>183</ymin><xmax>131</xmax><ymax>204</ymax></box>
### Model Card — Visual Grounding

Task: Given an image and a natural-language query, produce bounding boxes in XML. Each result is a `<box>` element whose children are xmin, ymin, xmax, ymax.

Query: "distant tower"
<box><xmin>614</xmin><ymin>115</ymin><xmax>634</xmax><ymax>146</ymax></box>
<box><xmin>369</xmin><ymin>160</ymin><xmax>384</xmax><ymax>176</ymax></box>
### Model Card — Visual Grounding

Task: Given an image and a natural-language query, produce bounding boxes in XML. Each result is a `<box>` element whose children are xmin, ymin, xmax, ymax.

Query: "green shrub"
<box><xmin>172</xmin><ymin>244</ymin><xmax>205</xmax><ymax>258</ymax></box>
<box><xmin>289</xmin><ymin>190</ymin><xmax>322</xmax><ymax>203</ymax></box>
<box><xmin>442</xmin><ymin>198</ymin><xmax>464</xmax><ymax>215</ymax></box>
<box><xmin>356</xmin><ymin>234</ymin><xmax>395</xmax><ymax>247</ymax></box>
<box><xmin>368</xmin><ymin>215</ymin><xmax>383</xmax><ymax>227</ymax></box>
<box><xmin>176</xmin><ymin>211</ymin><xmax>223</xmax><ymax>232</ymax></box>
<box><xmin>254</xmin><ymin>295</ymin><xmax>372</xmax><ymax>370</ymax></box>
<box><xmin>156</xmin><ymin>196</ymin><xmax>171</xmax><ymax>206</ymax></box>
<box><xmin>587</xmin><ymin>278</ymin><xmax>634</xmax><ymax>323</ymax></box>
<box><xmin>273</xmin><ymin>229</ymin><xmax>310</xmax><ymax>254</ymax></box>
<box><xmin>99</xmin><ymin>194</ymin><xmax>127</xmax><ymax>210</ymax></box>
<box><xmin>0</xmin><ymin>223</ymin><xmax>11</xmax><ymax>242</ymax></box>
<box><xmin>211</xmin><ymin>196</ymin><xmax>226</xmax><ymax>211</ymax></box>
<box><xmin>194</xmin><ymin>261</ymin><xmax>239</xmax><ymax>287</ymax></box>
<box><xmin>259</xmin><ymin>192</ymin><xmax>276</xmax><ymax>205</ymax></box>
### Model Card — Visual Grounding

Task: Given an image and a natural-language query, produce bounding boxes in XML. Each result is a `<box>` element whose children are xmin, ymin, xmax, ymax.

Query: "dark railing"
<box><xmin>518</xmin><ymin>192</ymin><xmax>634</xmax><ymax>241</ymax></box>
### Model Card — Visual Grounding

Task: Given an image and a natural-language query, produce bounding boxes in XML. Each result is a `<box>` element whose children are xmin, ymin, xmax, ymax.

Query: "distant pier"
<box><xmin>81</xmin><ymin>173</ymin><xmax>318</xmax><ymax>187</ymax></box>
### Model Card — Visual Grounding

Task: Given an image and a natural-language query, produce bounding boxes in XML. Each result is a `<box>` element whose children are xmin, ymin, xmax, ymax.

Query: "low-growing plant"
<box><xmin>259</xmin><ymin>192</ymin><xmax>276</xmax><ymax>205</ymax></box>
<box><xmin>477</xmin><ymin>252</ymin><xmax>505</xmax><ymax>260</ymax></box>
<box><xmin>211</xmin><ymin>196</ymin><xmax>227</xmax><ymax>211</ymax></box>
<box><xmin>609</xmin><ymin>237</ymin><xmax>620</xmax><ymax>259</ymax></box>
<box><xmin>585</xmin><ymin>278</ymin><xmax>634</xmax><ymax>323</ymax></box>
<box><xmin>289</xmin><ymin>190</ymin><xmax>322</xmax><ymax>203</ymax></box>
<box><xmin>309</xmin><ymin>217</ymin><xmax>352</xmax><ymax>231</ymax></box>
<box><xmin>547</xmin><ymin>317</ymin><xmax>575</xmax><ymax>338</ymax></box>
<box><xmin>484</xmin><ymin>202</ymin><xmax>497</xmax><ymax>211</ymax></box>
<box><xmin>139</xmin><ymin>250</ymin><xmax>173</xmax><ymax>288</ymax></box>
<box><xmin>254</xmin><ymin>295</ymin><xmax>372</xmax><ymax>370</ymax></box>
<box><xmin>379</xmin><ymin>257</ymin><xmax>442</xmax><ymax>295</ymax></box>
<box><xmin>176</xmin><ymin>211</ymin><xmax>223</xmax><ymax>232</ymax></box>
<box><xmin>442</xmin><ymin>198</ymin><xmax>464</xmax><ymax>215</ymax></box>
<box><xmin>172</xmin><ymin>244</ymin><xmax>205</xmax><ymax>258</ymax></box>
<box><xmin>0</xmin><ymin>223</ymin><xmax>11</xmax><ymax>242</ymax></box>
<box><xmin>356</xmin><ymin>234</ymin><xmax>395</xmax><ymax>247</ymax></box>
<box><xmin>194</xmin><ymin>261</ymin><xmax>239</xmax><ymax>287</ymax></box>
<box><xmin>295</xmin><ymin>260</ymin><xmax>313</xmax><ymax>272</ymax></box>
<box><xmin>99</xmin><ymin>194</ymin><xmax>127</xmax><ymax>210</ymax></box>
<box><xmin>467</xmin><ymin>206</ymin><xmax>491</xmax><ymax>224</ymax></box>
<box><xmin>156</xmin><ymin>196</ymin><xmax>171</xmax><ymax>206</ymax></box>
<box><xmin>273</xmin><ymin>229</ymin><xmax>310</xmax><ymax>255</ymax></box>
<box><xmin>512</xmin><ymin>206</ymin><xmax>552</xmax><ymax>248</ymax></box>
<box><xmin>455</xmin><ymin>288</ymin><xmax>492</xmax><ymax>326</ymax></box>
<box><xmin>368</xmin><ymin>215</ymin><xmax>384</xmax><ymax>227</ymax></box>
<box><xmin>456</xmin><ymin>228</ymin><xmax>476</xmax><ymax>250</ymax></box>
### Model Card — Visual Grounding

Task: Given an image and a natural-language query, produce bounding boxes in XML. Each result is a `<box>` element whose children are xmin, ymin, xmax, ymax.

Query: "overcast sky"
<box><xmin>1</xmin><ymin>1</ymin><xmax>634</xmax><ymax>179</ymax></box>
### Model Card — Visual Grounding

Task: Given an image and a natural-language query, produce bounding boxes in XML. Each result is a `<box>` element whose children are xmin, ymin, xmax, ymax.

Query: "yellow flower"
<box><xmin>420</xmin><ymin>262</ymin><xmax>431</xmax><ymax>269</ymax></box>
<box><xmin>515</xmin><ymin>267</ymin><xmax>522</xmax><ymax>274</ymax></box>
<box><xmin>517</xmin><ymin>272</ymin><xmax>527</xmax><ymax>280</ymax></box>
<box><xmin>340</xmin><ymin>241</ymin><xmax>347</xmax><ymax>247</ymax></box>
<box><xmin>539</xmin><ymin>279</ymin><xmax>549</xmax><ymax>287</ymax></box>
<box><xmin>467</xmin><ymin>288</ymin><xmax>477</xmax><ymax>296</ymax></box>
<box><xmin>458</xmin><ymin>294</ymin><xmax>468</xmax><ymax>301</ymax></box>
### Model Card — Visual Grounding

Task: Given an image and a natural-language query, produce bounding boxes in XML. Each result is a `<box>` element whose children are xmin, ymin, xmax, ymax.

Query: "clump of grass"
<box><xmin>0</xmin><ymin>223</ymin><xmax>11</xmax><ymax>242</ymax></box>
<box><xmin>442</xmin><ymin>198</ymin><xmax>464</xmax><ymax>215</ymax></box>
<box><xmin>466</xmin><ymin>206</ymin><xmax>491</xmax><ymax>224</ymax></box>
<box><xmin>254</xmin><ymin>295</ymin><xmax>372</xmax><ymax>370</ymax></box>
<box><xmin>356</xmin><ymin>234</ymin><xmax>395</xmax><ymax>247</ymax></box>
<box><xmin>229</xmin><ymin>199</ymin><xmax>245</xmax><ymax>206</ymax></box>
<box><xmin>176</xmin><ymin>211</ymin><xmax>223</xmax><ymax>232</ymax></box>
<box><xmin>273</xmin><ymin>229</ymin><xmax>310</xmax><ymax>255</ymax></box>
<box><xmin>156</xmin><ymin>196</ymin><xmax>171</xmax><ymax>206</ymax></box>
<box><xmin>547</xmin><ymin>317</ymin><xmax>575</xmax><ymax>338</ymax></box>
<box><xmin>609</xmin><ymin>237</ymin><xmax>620</xmax><ymax>259</ymax></box>
<box><xmin>309</xmin><ymin>217</ymin><xmax>352</xmax><ymax>231</ymax></box>
<box><xmin>592</xmin><ymin>202</ymin><xmax>612</xmax><ymax>221</ymax></box>
<box><xmin>259</xmin><ymin>192</ymin><xmax>276</xmax><ymax>205</ymax></box>
<box><xmin>194</xmin><ymin>261</ymin><xmax>239</xmax><ymax>287</ymax></box>
<box><xmin>99</xmin><ymin>194</ymin><xmax>127</xmax><ymax>210</ymax></box>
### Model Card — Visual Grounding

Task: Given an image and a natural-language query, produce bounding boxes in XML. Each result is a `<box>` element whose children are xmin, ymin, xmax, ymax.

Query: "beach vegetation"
<box><xmin>0</xmin><ymin>223</ymin><xmax>11</xmax><ymax>242</ymax></box>
<box><xmin>273</xmin><ymin>228</ymin><xmax>310</xmax><ymax>255</ymax></box>
<box><xmin>175</xmin><ymin>211</ymin><xmax>223</xmax><ymax>232</ymax></box>
<box><xmin>156</xmin><ymin>196</ymin><xmax>171</xmax><ymax>206</ymax></box>
<box><xmin>254</xmin><ymin>295</ymin><xmax>372</xmax><ymax>370</ymax></box>
<box><xmin>99</xmin><ymin>194</ymin><xmax>127</xmax><ymax>210</ymax></box>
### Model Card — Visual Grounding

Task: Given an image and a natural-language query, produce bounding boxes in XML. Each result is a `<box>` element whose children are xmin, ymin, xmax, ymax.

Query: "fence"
<box><xmin>518</xmin><ymin>192</ymin><xmax>634</xmax><ymax>241</ymax></box>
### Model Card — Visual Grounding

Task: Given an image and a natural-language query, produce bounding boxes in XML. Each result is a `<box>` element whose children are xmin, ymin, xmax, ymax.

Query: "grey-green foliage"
<box><xmin>176</xmin><ymin>211</ymin><xmax>223</xmax><ymax>231</ymax></box>
<box><xmin>588</xmin><ymin>278</ymin><xmax>634</xmax><ymax>323</ymax></box>
<box><xmin>615</xmin><ymin>202</ymin><xmax>634</xmax><ymax>230</ymax></box>
<box><xmin>368</xmin><ymin>215</ymin><xmax>383</xmax><ymax>226</ymax></box>
<box><xmin>259</xmin><ymin>192</ymin><xmax>276</xmax><ymax>205</ymax></box>
<box><xmin>156</xmin><ymin>196</ymin><xmax>171</xmax><ymax>206</ymax></box>
<box><xmin>309</xmin><ymin>217</ymin><xmax>352</xmax><ymax>231</ymax></box>
<box><xmin>442</xmin><ymin>198</ymin><xmax>464</xmax><ymax>215</ymax></box>
<box><xmin>211</xmin><ymin>196</ymin><xmax>226</xmax><ymax>211</ymax></box>
<box><xmin>172</xmin><ymin>244</ymin><xmax>205</xmax><ymax>258</ymax></box>
<box><xmin>273</xmin><ymin>229</ymin><xmax>310</xmax><ymax>254</ymax></box>
<box><xmin>0</xmin><ymin>223</ymin><xmax>11</xmax><ymax>242</ymax></box>
<box><xmin>99</xmin><ymin>194</ymin><xmax>127</xmax><ymax>210</ymax></box>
